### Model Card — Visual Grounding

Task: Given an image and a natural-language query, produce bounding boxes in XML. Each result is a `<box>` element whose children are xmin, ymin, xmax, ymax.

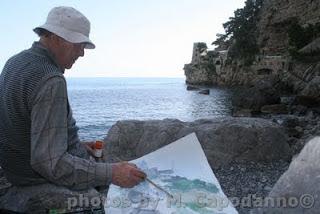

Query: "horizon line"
<box><xmin>65</xmin><ymin>76</ymin><xmax>185</xmax><ymax>79</ymax></box>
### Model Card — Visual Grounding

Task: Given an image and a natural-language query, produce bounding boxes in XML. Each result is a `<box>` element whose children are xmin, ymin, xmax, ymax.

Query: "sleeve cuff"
<box><xmin>95</xmin><ymin>163</ymin><xmax>113</xmax><ymax>186</ymax></box>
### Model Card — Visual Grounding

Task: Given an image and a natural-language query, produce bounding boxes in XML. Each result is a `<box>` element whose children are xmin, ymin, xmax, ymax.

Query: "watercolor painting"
<box><xmin>106</xmin><ymin>133</ymin><xmax>238</xmax><ymax>213</ymax></box>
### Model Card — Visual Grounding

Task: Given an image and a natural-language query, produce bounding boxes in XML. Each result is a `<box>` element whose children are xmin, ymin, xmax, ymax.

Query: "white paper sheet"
<box><xmin>105</xmin><ymin>133</ymin><xmax>238</xmax><ymax>213</ymax></box>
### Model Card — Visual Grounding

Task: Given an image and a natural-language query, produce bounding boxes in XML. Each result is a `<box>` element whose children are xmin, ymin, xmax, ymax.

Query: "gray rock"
<box><xmin>255</xmin><ymin>137</ymin><xmax>320</xmax><ymax>214</ymax></box>
<box><xmin>198</xmin><ymin>89</ymin><xmax>210</xmax><ymax>95</ymax></box>
<box><xmin>290</xmin><ymin>75</ymin><xmax>320</xmax><ymax>107</ymax></box>
<box><xmin>261</xmin><ymin>104</ymin><xmax>288</xmax><ymax>114</ymax></box>
<box><xmin>186</xmin><ymin>85</ymin><xmax>200</xmax><ymax>91</ymax></box>
<box><xmin>232</xmin><ymin>109</ymin><xmax>254</xmax><ymax>117</ymax></box>
<box><xmin>281</xmin><ymin>96</ymin><xmax>296</xmax><ymax>105</ymax></box>
<box><xmin>232</xmin><ymin>76</ymin><xmax>281</xmax><ymax>112</ymax></box>
<box><xmin>300</xmin><ymin>76</ymin><xmax>320</xmax><ymax>100</ymax></box>
<box><xmin>281</xmin><ymin>116</ymin><xmax>301</xmax><ymax>128</ymax></box>
<box><xmin>294</xmin><ymin>96</ymin><xmax>320</xmax><ymax>107</ymax></box>
<box><xmin>104</xmin><ymin>117</ymin><xmax>291</xmax><ymax>169</ymax></box>
<box><xmin>290</xmin><ymin>105</ymin><xmax>308</xmax><ymax>115</ymax></box>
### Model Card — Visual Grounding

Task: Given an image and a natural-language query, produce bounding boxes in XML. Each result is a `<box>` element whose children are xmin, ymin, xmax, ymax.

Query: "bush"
<box><xmin>288</xmin><ymin>20</ymin><xmax>320</xmax><ymax>59</ymax></box>
<box><xmin>212</xmin><ymin>0</ymin><xmax>263</xmax><ymax>65</ymax></box>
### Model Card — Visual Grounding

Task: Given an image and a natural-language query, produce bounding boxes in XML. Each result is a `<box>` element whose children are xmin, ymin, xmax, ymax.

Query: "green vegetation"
<box><xmin>288</xmin><ymin>19</ymin><xmax>320</xmax><ymax>59</ymax></box>
<box><xmin>163</xmin><ymin>175</ymin><xmax>219</xmax><ymax>193</ymax></box>
<box><xmin>162</xmin><ymin>176</ymin><xmax>221</xmax><ymax>213</ymax></box>
<box><xmin>212</xmin><ymin>0</ymin><xmax>263</xmax><ymax>65</ymax></box>
<box><xmin>203</xmin><ymin>62</ymin><xmax>216</xmax><ymax>76</ymax></box>
<box><xmin>197</xmin><ymin>43</ymin><xmax>208</xmax><ymax>52</ymax></box>
<box><xmin>184</xmin><ymin>202</ymin><xmax>215</xmax><ymax>214</ymax></box>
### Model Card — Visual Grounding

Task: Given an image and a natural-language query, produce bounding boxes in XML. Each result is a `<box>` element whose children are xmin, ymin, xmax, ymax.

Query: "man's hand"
<box><xmin>83</xmin><ymin>141</ymin><xmax>95</xmax><ymax>156</ymax></box>
<box><xmin>112</xmin><ymin>162</ymin><xmax>146</xmax><ymax>188</ymax></box>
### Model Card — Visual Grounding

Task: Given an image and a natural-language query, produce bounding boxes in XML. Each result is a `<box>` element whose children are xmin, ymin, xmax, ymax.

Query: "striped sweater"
<box><xmin>0</xmin><ymin>42</ymin><xmax>111</xmax><ymax>189</ymax></box>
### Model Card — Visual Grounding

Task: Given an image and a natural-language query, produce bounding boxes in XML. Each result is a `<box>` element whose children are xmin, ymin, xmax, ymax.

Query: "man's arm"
<box><xmin>30</xmin><ymin>75</ymin><xmax>146</xmax><ymax>189</ymax></box>
<box><xmin>30</xmin><ymin>76</ymin><xmax>111</xmax><ymax>190</ymax></box>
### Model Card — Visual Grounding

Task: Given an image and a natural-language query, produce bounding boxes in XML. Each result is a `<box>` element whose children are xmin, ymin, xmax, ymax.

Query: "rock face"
<box><xmin>186</xmin><ymin>85</ymin><xmax>199</xmax><ymax>91</ymax></box>
<box><xmin>281</xmin><ymin>61</ymin><xmax>320</xmax><ymax>96</ymax></box>
<box><xmin>184</xmin><ymin>0</ymin><xmax>320</xmax><ymax>96</ymax></box>
<box><xmin>257</xmin><ymin>0</ymin><xmax>320</xmax><ymax>55</ymax></box>
<box><xmin>184</xmin><ymin>43</ymin><xmax>217</xmax><ymax>85</ymax></box>
<box><xmin>261</xmin><ymin>104</ymin><xmax>288</xmax><ymax>114</ymax></box>
<box><xmin>184</xmin><ymin>63</ymin><xmax>215</xmax><ymax>85</ymax></box>
<box><xmin>232</xmin><ymin>75</ymin><xmax>281</xmax><ymax>113</ymax></box>
<box><xmin>254</xmin><ymin>137</ymin><xmax>320</xmax><ymax>214</ymax></box>
<box><xmin>104</xmin><ymin>118</ymin><xmax>291</xmax><ymax>169</ymax></box>
<box><xmin>298</xmin><ymin>76</ymin><xmax>320</xmax><ymax>106</ymax></box>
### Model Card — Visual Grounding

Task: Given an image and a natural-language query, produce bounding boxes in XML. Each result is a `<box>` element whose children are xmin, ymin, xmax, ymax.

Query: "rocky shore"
<box><xmin>0</xmin><ymin>114</ymin><xmax>319</xmax><ymax>213</ymax></box>
<box><xmin>181</xmin><ymin>1</ymin><xmax>320</xmax><ymax>212</ymax></box>
<box><xmin>102</xmin><ymin>118</ymin><xmax>293</xmax><ymax>213</ymax></box>
<box><xmin>173</xmin><ymin>86</ymin><xmax>320</xmax><ymax>214</ymax></box>
<box><xmin>1</xmin><ymin>0</ymin><xmax>320</xmax><ymax>213</ymax></box>
<box><xmin>103</xmin><ymin>116</ymin><xmax>320</xmax><ymax>213</ymax></box>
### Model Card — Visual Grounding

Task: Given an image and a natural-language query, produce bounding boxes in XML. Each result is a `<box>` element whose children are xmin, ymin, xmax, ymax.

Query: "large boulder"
<box><xmin>232</xmin><ymin>76</ymin><xmax>281</xmax><ymax>112</ymax></box>
<box><xmin>104</xmin><ymin>118</ymin><xmax>291</xmax><ymax>169</ymax></box>
<box><xmin>254</xmin><ymin>137</ymin><xmax>320</xmax><ymax>214</ymax></box>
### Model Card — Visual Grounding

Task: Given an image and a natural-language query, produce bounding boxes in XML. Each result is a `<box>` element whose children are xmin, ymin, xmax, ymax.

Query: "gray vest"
<box><xmin>0</xmin><ymin>42</ymin><xmax>64</xmax><ymax>185</ymax></box>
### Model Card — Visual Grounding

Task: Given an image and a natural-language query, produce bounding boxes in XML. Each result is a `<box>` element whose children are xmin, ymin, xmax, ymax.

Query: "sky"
<box><xmin>0</xmin><ymin>0</ymin><xmax>245</xmax><ymax>77</ymax></box>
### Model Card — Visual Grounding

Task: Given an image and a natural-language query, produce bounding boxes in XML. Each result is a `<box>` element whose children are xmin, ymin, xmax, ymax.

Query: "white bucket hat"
<box><xmin>34</xmin><ymin>6</ymin><xmax>95</xmax><ymax>49</ymax></box>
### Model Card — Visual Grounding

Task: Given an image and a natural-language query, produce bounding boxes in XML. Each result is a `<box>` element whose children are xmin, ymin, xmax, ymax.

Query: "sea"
<box><xmin>66</xmin><ymin>77</ymin><xmax>233</xmax><ymax>141</ymax></box>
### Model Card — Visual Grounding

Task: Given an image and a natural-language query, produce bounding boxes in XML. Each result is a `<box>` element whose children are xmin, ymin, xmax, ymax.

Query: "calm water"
<box><xmin>66</xmin><ymin>77</ymin><xmax>233</xmax><ymax>140</ymax></box>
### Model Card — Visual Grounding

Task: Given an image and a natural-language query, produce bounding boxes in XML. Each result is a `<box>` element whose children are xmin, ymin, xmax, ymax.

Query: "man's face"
<box><xmin>53</xmin><ymin>36</ymin><xmax>85</xmax><ymax>70</ymax></box>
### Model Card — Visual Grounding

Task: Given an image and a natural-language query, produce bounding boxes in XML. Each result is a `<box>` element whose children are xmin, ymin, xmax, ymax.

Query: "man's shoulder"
<box><xmin>6</xmin><ymin>48</ymin><xmax>62</xmax><ymax>80</ymax></box>
<box><xmin>2</xmin><ymin>49</ymin><xmax>65</xmax><ymax>100</ymax></box>
<box><xmin>24</xmin><ymin>49</ymin><xmax>61</xmax><ymax>74</ymax></box>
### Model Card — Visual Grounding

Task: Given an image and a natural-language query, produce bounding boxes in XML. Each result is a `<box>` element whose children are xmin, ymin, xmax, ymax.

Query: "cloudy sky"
<box><xmin>1</xmin><ymin>0</ymin><xmax>244</xmax><ymax>77</ymax></box>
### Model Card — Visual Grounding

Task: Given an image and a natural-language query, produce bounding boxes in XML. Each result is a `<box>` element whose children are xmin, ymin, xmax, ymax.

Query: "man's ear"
<box><xmin>52</xmin><ymin>35</ymin><xmax>71</xmax><ymax>48</ymax></box>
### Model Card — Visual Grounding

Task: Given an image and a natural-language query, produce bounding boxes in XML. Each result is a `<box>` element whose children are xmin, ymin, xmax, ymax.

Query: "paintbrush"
<box><xmin>114</xmin><ymin>156</ymin><xmax>174</xmax><ymax>198</ymax></box>
<box><xmin>144</xmin><ymin>177</ymin><xmax>173</xmax><ymax>198</ymax></box>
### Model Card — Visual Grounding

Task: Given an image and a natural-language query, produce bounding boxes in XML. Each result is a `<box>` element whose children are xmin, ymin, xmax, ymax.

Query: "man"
<box><xmin>0</xmin><ymin>6</ymin><xmax>146</xmax><ymax>212</ymax></box>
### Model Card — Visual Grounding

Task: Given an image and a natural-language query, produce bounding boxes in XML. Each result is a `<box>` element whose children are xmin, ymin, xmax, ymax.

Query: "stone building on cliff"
<box><xmin>184</xmin><ymin>42</ymin><xmax>228</xmax><ymax>85</ymax></box>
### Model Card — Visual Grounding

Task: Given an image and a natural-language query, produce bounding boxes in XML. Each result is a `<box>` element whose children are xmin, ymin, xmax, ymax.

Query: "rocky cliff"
<box><xmin>184</xmin><ymin>0</ymin><xmax>320</xmax><ymax>96</ymax></box>
<box><xmin>184</xmin><ymin>43</ymin><xmax>217</xmax><ymax>85</ymax></box>
<box><xmin>257</xmin><ymin>0</ymin><xmax>320</xmax><ymax>55</ymax></box>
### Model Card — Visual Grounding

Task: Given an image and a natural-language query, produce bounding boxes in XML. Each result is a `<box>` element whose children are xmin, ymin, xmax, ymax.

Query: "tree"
<box><xmin>213</xmin><ymin>0</ymin><xmax>263</xmax><ymax>64</ymax></box>
<box><xmin>288</xmin><ymin>19</ymin><xmax>320</xmax><ymax>59</ymax></box>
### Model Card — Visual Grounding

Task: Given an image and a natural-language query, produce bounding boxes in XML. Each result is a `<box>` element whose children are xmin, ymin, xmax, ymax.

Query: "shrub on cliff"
<box><xmin>288</xmin><ymin>19</ymin><xmax>320</xmax><ymax>60</ymax></box>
